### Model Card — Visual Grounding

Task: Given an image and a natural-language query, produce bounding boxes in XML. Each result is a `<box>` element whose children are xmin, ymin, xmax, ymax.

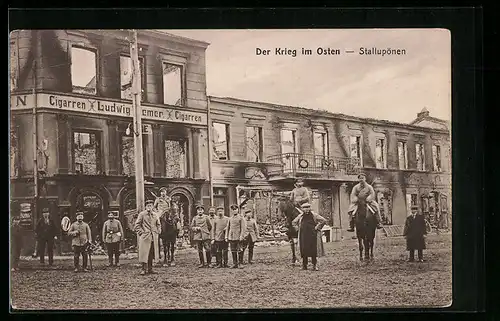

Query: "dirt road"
<box><xmin>10</xmin><ymin>233</ymin><xmax>452</xmax><ymax>310</ymax></box>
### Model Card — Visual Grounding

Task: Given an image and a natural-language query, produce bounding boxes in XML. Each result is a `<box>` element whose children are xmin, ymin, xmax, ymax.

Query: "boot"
<box><xmin>238</xmin><ymin>251</ymin><xmax>244</xmax><ymax>265</ymax></box>
<box><xmin>347</xmin><ymin>217</ymin><xmax>355</xmax><ymax>232</ymax></box>
<box><xmin>140</xmin><ymin>263</ymin><xmax>147</xmax><ymax>275</ymax></box>
<box><xmin>408</xmin><ymin>250</ymin><xmax>415</xmax><ymax>262</ymax></box>
<box><xmin>223</xmin><ymin>251</ymin><xmax>229</xmax><ymax>268</ymax></box>
<box><xmin>231</xmin><ymin>252</ymin><xmax>238</xmax><ymax>268</ymax></box>
<box><xmin>248</xmin><ymin>248</ymin><xmax>254</xmax><ymax>264</ymax></box>
<box><xmin>198</xmin><ymin>252</ymin><xmax>205</xmax><ymax>268</ymax></box>
<box><xmin>108</xmin><ymin>257</ymin><xmax>114</xmax><ymax>267</ymax></box>
<box><xmin>216</xmin><ymin>252</ymin><xmax>222</xmax><ymax>268</ymax></box>
<box><xmin>205</xmin><ymin>251</ymin><xmax>212</xmax><ymax>267</ymax></box>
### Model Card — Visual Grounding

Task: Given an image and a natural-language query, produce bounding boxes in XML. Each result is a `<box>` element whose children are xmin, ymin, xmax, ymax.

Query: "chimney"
<box><xmin>417</xmin><ymin>107</ymin><xmax>430</xmax><ymax>119</ymax></box>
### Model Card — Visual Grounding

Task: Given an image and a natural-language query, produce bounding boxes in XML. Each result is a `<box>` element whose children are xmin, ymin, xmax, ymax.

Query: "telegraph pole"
<box><xmin>130</xmin><ymin>30</ymin><xmax>145</xmax><ymax>213</ymax></box>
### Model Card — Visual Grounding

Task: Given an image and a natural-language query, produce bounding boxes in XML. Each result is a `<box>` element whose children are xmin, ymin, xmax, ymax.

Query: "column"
<box><xmin>191</xmin><ymin>128</ymin><xmax>201</xmax><ymax>179</ymax></box>
<box><xmin>107</xmin><ymin>120</ymin><xmax>120</xmax><ymax>175</ymax></box>
<box><xmin>56</xmin><ymin>114</ymin><xmax>69</xmax><ymax>174</ymax></box>
<box><xmin>152</xmin><ymin>124</ymin><xmax>164</xmax><ymax>177</ymax></box>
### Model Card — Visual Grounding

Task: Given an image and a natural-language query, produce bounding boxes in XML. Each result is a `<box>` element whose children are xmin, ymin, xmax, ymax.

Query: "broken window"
<box><xmin>165</xmin><ymin>139</ymin><xmax>187</xmax><ymax>178</ymax></box>
<box><xmin>121</xmin><ymin>134</ymin><xmax>148</xmax><ymax>176</ymax></box>
<box><xmin>71</xmin><ymin>47</ymin><xmax>97</xmax><ymax>95</ymax></box>
<box><xmin>73</xmin><ymin>131</ymin><xmax>100</xmax><ymax>174</ymax></box>
<box><xmin>398</xmin><ymin>141</ymin><xmax>408</xmax><ymax>170</ymax></box>
<box><xmin>245</xmin><ymin>126</ymin><xmax>263</xmax><ymax>162</ymax></box>
<box><xmin>432</xmin><ymin>145</ymin><xmax>442</xmax><ymax>172</ymax></box>
<box><xmin>314</xmin><ymin>132</ymin><xmax>328</xmax><ymax>157</ymax></box>
<box><xmin>163</xmin><ymin>63</ymin><xmax>183</xmax><ymax>106</ymax></box>
<box><xmin>349</xmin><ymin>136</ymin><xmax>361</xmax><ymax>160</ymax></box>
<box><xmin>213</xmin><ymin>122</ymin><xmax>229</xmax><ymax>160</ymax></box>
<box><xmin>120</xmin><ymin>55</ymin><xmax>145</xmax><ymax>101</ymax></box>
<box><xmin>375</xmin><ymin>138</ymin><xmax>386</xmax><ymax>169</ymax></box>
<box><xmin>416</xmin><ymin>143</ymin><xmax>426</xmax><ymax>171</ymax></box>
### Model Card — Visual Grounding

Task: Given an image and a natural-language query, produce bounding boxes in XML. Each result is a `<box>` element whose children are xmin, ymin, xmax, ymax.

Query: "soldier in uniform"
<box><xmin>347</xmin><ymin>172</ymin><xmax>383</xmax><ymax>232</ymax></box>
<box><xmin>207</xmin><ymin>206</ymin><xmax>217</xmax><ymax>267</ymax></box>
<box><xmin>11</xmin><ymin>216</ymin><xmax>23</xmax><ymax>272</ymax></box>
<box><xmin>211</xmin><ymin>206</ymin><xmax>229</xmax><ymax>268</ymax></box>
<box><xmin>134</xmin><ymin>200</ymin><xmax>161</xmax><ymax>275</ymax></box>
<box><xmin>67</xmin><ymin>212</ymin><xmax>92</xmax><ymax>273</ymax></box>
<box><xmin>240</xmin><ymin>209</ymin><xmax>260</xmax><ymax>264</ymax></box>
<box><xmin>290</xmin><ymin>178</ymin><xmax>311</xmax><ymax>209</ymax></box>
<box><xmin>190</xmin><ymin>204</ymin><xmax>212</xmax><ymax>268</ymax></box>
<box><xmin>102</xmin><ymin>212</ymin><xmax>124</xmax><ymax>267</ymax></box>
<box><xmin>225</xmin><ymin>204</ymin><xmax>246</xmax><ymax>269</ymax></box>
<box><xmin>154</xmin><ymin>187</ymin><xmax>171</xmax><ymax>218</ymax></box>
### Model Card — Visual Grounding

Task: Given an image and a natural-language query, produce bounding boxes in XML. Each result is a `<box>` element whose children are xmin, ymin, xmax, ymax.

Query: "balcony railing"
<box><xmin>266</xmin><ymin>153</ymin><xmax>361</xmax><ymax>177</ymax></box>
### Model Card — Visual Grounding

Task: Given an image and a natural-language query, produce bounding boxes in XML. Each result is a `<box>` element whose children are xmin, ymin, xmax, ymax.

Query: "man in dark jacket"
<box><xmin>403</xmin><ymin>209</ymin><xmax>427</xmax><ymax>262</ymax></box>
<box><xmin>11</xmin><ymin>216</ymin><xmax>23</xmax><ymax>272</ymax></box>
<box><xmin>35</xmin><ymin>207</ymin><xmax>58</xmax><ymax>266</ymax></box>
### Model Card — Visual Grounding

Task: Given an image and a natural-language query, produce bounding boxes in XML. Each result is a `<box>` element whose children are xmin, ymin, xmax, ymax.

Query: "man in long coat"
<box><xmin>292</xmin><ymin>203</ymin><xmax>327</xmax><ymax>271</ymax></box>
<box><xmin>240</xmin><ymin>209</ymin><xmax>260</xmax><ymax>264</ymax></box>
<box><xmin>403</xmin><ymin>209</ymin><xmax>427</xmax><ymax>262</ymax></box>
<box><xmin>134</xmin><ymin>200</ymin><xmax>161</xmax><ymax>275</ymax></box>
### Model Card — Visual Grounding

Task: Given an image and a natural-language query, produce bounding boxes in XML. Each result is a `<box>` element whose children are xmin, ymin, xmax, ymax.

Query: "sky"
<box><xmin>163</xmin><ymin>29</ymin><xmax>451</xmax><ymax>124</ymax></box>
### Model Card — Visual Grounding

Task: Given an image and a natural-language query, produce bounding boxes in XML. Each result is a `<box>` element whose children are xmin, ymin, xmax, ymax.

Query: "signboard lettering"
<box><xmin>10</xmin><ymin>93</ymin><xmax>207</xmax><ymax>125</ymax></box>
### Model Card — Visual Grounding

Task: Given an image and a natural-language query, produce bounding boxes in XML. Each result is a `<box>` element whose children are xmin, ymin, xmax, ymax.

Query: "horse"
<box><xmin>158</xmin><ymin>207</ymin><xmax>180</xmax><ymax>266</ymax></box>
<box><xmin>354</xmin><ymin>200</ymin><xmax>378</xmax><ymax>262</ymax></box>
<box><xmin>277</xmin><ymin>196</ymin><xmax>301</xmax><ymax>264</ymax></box>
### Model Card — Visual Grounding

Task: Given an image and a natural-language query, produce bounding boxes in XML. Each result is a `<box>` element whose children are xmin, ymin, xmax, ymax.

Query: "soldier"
<box><xmin>134</xmin><ymin>200</ymin><xmax>161</xmax><ymax>275</ymax></box>
<box><xmin>347</xmin><ymin>173</ymin><xmax>383</xmax><ymax>232</ymax></box>
<box><xmin>35</xmin><ymin>207</ymin><xmax>58</xmax><ymax>266</ymax></box>
<box><xmin>67</xmin><ymin>212</ymin><xmax>92</xmax><ymax>273</ymax></box>
<box><xmin>240</xmin><ymin>209</ymin><xmax>260</xmax><ymax>264</ymax></box>
<box><xmin>102</xmin><ymin>212</ymin><xmax>124</xmax><ymax>267</ymax></box>
<box><xmin>190</xmin><ymin>204</ymin><xmax>212</xmax><ymax>268</ymax></box>
<box><xmin>207</xmin><ymin>206</ymin><xmax>217</xmax><ymax>267</ymax></box>
<box><xmin>154</xmin><ymin>187</ymin><xmax>171</xmax><ymax>218</ymax></box>
<box><xmin>211</xmin><ymin>206</ymin><xmax>229</xmax><ymax>268</ymax></box>
<box><xmin>225</xmin><ymin>204</ymin><xmax>246</xmax><ymax>269</ymax></box>
<box><xmin>11</xmin><ymin>216</ymin><xmax>23</xmax><ymax>272</ymax></box>
<box><xmin>290</xmin><ymin>178</ymin><xmax>311</xmax><ymax>209</ymax></box>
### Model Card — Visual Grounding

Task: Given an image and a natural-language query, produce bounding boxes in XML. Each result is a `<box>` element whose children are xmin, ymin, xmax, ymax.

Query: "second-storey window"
<box><xmin>375</xmin><ymin>138</ymin><xmax>387</xmax><ymax>169</ymax></box>
<box><xmin>163</xmin><ymin>63</ymin><xmax>183</xmax><ymax>106</ymax></box>
<box><xmin>73</xmin><ymin>131</ymin><xmax>101</xmax><ymax>174</ymax></box>
<box><xmin>398</xmin><ymin>141</ymin><xmax>408</xmax><ymax>170</ymax></box>
<box><xmin>212</xmin><ymin>122</ymin><xmax>229</xmax><ymax>160</ymax></box>
<box><xmin>432</xmin><ymin>145</ymin><xmax>442</xmax><ymax>172</ymax></box>
<box><xmin>120</xmin><ymin>55</ymin><xmax>145</xmax><ymax>101</ymax></box>
<box><xmin>416</xmin><ymin>143</ymin><xmax>426</xmax><ymax>171</ymax></box>
<box><xmin>245</xmin><ymin>126</ymin><xmax>263</xmax><ymax>162</ymax></box>
<box><xmin>71</xmin><ymin>47</ymin><xmax>97</xmax><ymax>95</ymax></box>
<box><xmin>349</xmin><ymin>136</ymin><xmax>361</xmax><ymax>160</ymax></box>
<box><xmin>165</xmin><ymin>139</ymin><xmax>187</xmax><ymax>178</ymax></box>
<box><xmin>314</xmin><ymin>132</ymin><xmax>328</xmax><ymax>158</ymax></box>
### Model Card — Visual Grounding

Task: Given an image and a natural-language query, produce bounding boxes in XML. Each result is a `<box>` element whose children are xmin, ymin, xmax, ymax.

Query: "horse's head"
<box><xmin>277</xmin><ymin>196</ymin><xmax>300</xmax><ymax>222</ymax></box>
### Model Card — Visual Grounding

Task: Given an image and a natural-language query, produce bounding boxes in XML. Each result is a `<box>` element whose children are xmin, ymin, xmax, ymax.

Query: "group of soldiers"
<box><xmin>11</xmin><ymin>172</ymin><xmax>427</xmax><ymax>273</ymax></box>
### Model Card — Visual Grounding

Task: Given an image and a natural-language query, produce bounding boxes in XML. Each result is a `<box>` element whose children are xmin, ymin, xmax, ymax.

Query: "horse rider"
<box><xmin>154</xmin><ymin>187</ymin><xmax>171</xmax><ymax>218</ymax></box>
<box><xmin>290</xmin><ymin>178</ymin><xmax>311</xmax><ymax>210</ymax></box>
<box><xmin>347</xmin><ymin>172</ymin><xmax>383</xmax><ymax>232</ymax></box>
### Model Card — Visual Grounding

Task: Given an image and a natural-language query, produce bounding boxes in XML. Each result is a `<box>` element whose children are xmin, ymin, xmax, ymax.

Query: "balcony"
<box><xmin>266</xmin><ymin>153</ymin><xmax>361</xmax><ymax>179</ymax></box>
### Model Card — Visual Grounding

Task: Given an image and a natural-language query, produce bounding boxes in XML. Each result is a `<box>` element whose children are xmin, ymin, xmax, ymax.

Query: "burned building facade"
<box><xmin>209</xmin><ymin>97</ymin><xmax>451</xmax><ymax>235</ymax></box>
<box><xmin>10</xmin><ymin>30</ymin><xmax>211</xmax><ymax>253</ymax></box>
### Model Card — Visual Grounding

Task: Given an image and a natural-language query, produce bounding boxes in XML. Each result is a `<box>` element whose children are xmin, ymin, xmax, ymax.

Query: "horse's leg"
<box><xmin>358</xmin><ymin>238</ymin><xmax>363</xmax><ymax>261</ymax></box>
<box><xmin>370</xmin><ymin>238</ymin><xmax>374</xmax><ymax>260</ymax></box>
<box><xmin>163</xmin><ymin>238</ymin><xmax>169</xmax><ymax>264</ymax></box>
<box><xmin>363</xmin><ymin>237</ymin><xmax>370</xmax><ymax>261</ymax></box>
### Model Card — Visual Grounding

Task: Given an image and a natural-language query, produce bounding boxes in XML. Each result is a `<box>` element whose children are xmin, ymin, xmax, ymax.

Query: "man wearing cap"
<box><xmin>207</xmin><ymin>206</ymin><xmax>218</xmax><ymax>267</ymax></box>
<box><xmin>134</xmin><ymin>200</ymin><xmax>162</xmax><ymax>275</ymax></box>
<box><xmin>11</xmin><ymin>216</ymin><xmax>23</xmax><ymax>272</ymax></box>
<box><xmin>35</xmin><ymin>207</ymin><xmax>58</xmax><ymax>266</ymax></box>
<box><xmin>240</xmin><ymin>209</ymin><xmax>260</xmax><ymax>265</ymax></box>
<box><xmin>102</xmin><ymin>212</ymin><xmax>124</xmax><ymax>267</ymax></box>
<box><xmin>225</xmin><ymin>204</ymin><xmax>246</xmax><ymax>268</ymax></box>
<box><xmin>211</xmin><ymin>206</ymin><xmax>229</xmax><ymax>268</ymax></box>
<box><xmin>292</xmin><ymin>202</ymin><xmax>327</xmax><ymax>271</ymax></box>
<box><xmin>347</xmin><ymin>173</ymin><xmax>382</xmax><ymax>232</ymax></box>
<box><xmin>68</xmin><ymin>212</ymin><xmax>92</xmax><ymax>272</ymax></box>
<box><xmin>191</xmin><ymin>204</ymin><xmax>212</xmax><ymax>268</ymax></box>
<box><xmin>290</xmin><ymin>178</ymin><xmax>311</xmax><ymax>209</ymax></box>
<box><xmin>154</xmin><ymin>187</ymin><xmax>171</xmax><ymax>218</ymax></box>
